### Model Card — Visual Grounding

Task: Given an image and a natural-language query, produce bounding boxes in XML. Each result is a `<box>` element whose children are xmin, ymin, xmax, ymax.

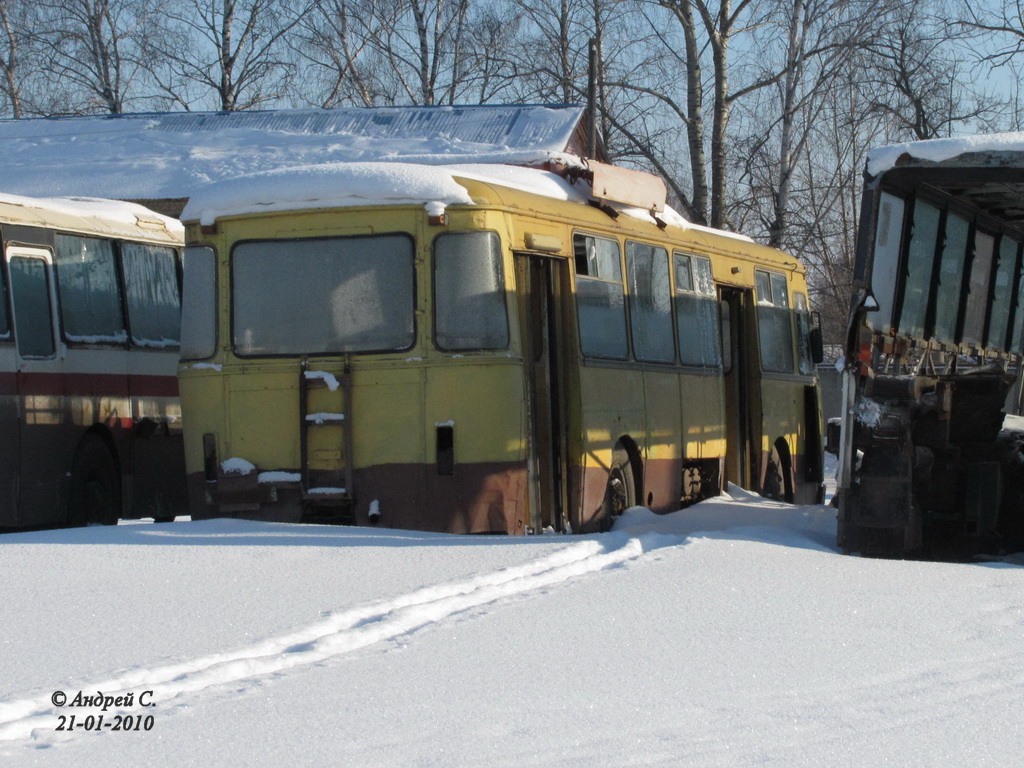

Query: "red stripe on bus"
<box><xmin>1</xmin><ymin>372</ymin><xmax>179</xmax><ymax>398</ymax></box>
<box><xmin>129</xmin><ymin>375</ymin><xmax>180</xmax><ymax>398</ymax></box>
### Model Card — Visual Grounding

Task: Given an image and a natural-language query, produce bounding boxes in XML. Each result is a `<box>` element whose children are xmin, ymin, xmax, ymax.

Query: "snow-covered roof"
<box><xmin>866</xmin><ymin>132</ymin><xmax>1024</xmax><ymax>177</ymax></box>
<box><xmin>0</xmin><ymin>191</ymin><xmax>183</xmax><ymax>241</ymax></box>
<box><xmin>0</xmin><ymin>105</ymin><xmax>588</xmax><ymax>206</ymax></box>
<box><xmin>865</xmin><ymin>132</ymin><xmax>1024</xmax><ymax>228</ymax></box>
<box><xmin>181</xmin><ymin>162</ymin><xmax>578</xmax><ymax>225</ymax></box>
<box><xmin>180</xmin><ymin>160</ymin><xmax>701</xmax><ymax>235</ymax></box>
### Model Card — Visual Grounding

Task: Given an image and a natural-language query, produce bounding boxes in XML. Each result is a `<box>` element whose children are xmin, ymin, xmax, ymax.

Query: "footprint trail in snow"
<box><xmin>0</xmin><ymin>530</ymin><xmax>680</xmax><ymax>744</ymax></box>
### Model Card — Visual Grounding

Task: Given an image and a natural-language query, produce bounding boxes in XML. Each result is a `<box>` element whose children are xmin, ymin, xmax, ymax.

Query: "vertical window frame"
<box><xmin>573</xmin><ymin>232</ymin><xmax>629</xmax><ymax>361</ymax></box>
<box><xmin>626</xmin><ymin>240</ymin><xmax>675</xmax><ymax>364</ymax></box>
<box><xmin>673</xmin><ymin>251</ymin><xmax>722</xmax><ymax>370</ymax></box>
<box><xmin>754</xmin><ymin>268</ymin><xmax>797</xmax><ymax>375</ymax></box>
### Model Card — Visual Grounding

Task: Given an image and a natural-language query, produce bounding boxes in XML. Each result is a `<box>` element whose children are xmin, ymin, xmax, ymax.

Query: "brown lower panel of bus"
<box><xmin>188</xmin><ymin>452</ymin><xmax>811</xmax><ymax>534</ymax></box>
<box><xmin>189</xmin><ymin>461</ymin><xmax>531</xmax><ymax>535</ymax></box>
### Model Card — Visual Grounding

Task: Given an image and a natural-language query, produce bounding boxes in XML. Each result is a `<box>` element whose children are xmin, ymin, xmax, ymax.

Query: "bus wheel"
<box><xmin>600</xmin><ymin>447</ymin><xmax>636</xmax><ymax>531</ymax></box>
<box><xmin>68</xmin><ymin>436</ymin><xmax>121</xmax><ymax>526</ymax></box>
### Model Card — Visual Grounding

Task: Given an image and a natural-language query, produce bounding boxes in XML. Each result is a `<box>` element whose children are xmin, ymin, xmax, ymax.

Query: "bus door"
<box><xmin>515</xmin><ymin>253</ymin><xmax>570</xmax><ymax>533</ymax></box>
<box><xmin>719</xmin><ymin>286</ymin><xmax>760</xmax><ymax>491</ymax></box>
<box><xmin>6</xmin><ymin>246</ymin><xmax>64</xmax><ymax>524</ymax></box>
<box><xmin>0</xmin><ymin>256</ymin><xmax>17</xmax><ymax>524</ymax></box>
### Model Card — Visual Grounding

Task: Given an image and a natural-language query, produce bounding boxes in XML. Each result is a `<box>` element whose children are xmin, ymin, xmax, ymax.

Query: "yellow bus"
<box><xmin>1</xmin><ymin>193</ymin><xmax>185</xmax><ymax>529</ymax></box>
<box><xmin>178</xmin><ymin>161</ymin><xmax>823</xmax><ymax>533</ymax></box>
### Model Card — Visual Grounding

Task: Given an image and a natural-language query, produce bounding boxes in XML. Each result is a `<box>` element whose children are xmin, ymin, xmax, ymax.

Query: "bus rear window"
<box><xmin>232</xmin><ymin>235</ymin><xmax>415</xmax><ymax>356</ymax></box>
<box><xmin>182</xmin><ymin>245</ymin><xmax>217</xmax><ymax>360</ymax></box>
<box><xmin>122</xmin><ymin>243</ymin><xmax>181</xmax><ymax>348</ymax></box>
<box><xmin>433</xmin><ymin>232</ymin><xmax>508</xmax><ymax>350</ymax></box>
<box><xmin>54</xmin><ymin>234</ymin><xmax>126</xmax><ymax>344</ymax></box>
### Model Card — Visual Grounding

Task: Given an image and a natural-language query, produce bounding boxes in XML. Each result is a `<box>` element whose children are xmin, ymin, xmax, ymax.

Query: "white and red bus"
<box><xmin>0</xmin><ymin>194</ymin><xmax>186</xmax><ymax>528</ymax></box>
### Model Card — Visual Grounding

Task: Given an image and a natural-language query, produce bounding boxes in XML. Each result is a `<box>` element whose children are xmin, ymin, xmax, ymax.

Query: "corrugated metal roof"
<box><xmin>146</xmin><ymin>105</ymin><xmax>584</xmax><ymax>149</ymax></box>
<box><xmin>0</xmin><ymin>105</ymin><xmax>587</xmax><ymax>208</ymax></box>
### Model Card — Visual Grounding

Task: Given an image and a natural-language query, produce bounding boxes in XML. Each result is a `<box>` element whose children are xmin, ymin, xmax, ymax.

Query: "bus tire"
<box><xmin>67</xmin><ymin>436</ymin><xmax>121</xmax><ymax>527</ymax></box>
<box><xmin>600</xmin><ymin>446</ymin><xmax>636</xmax><ymax>531</ymax></box>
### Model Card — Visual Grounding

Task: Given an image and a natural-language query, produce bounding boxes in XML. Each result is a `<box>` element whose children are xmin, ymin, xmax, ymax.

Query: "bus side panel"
<box><xmin>422</xmin><ymin>362</ymin><xmax>529</xmax><ymax>534</ymax></box>
<box><xmin>759</xmin><ymin>377</ymin><xmax>812</xmax><ymax>503</ymax></box>
<box><xmin>642</xmin><ymin>369</ymin><xmax>682</xmax><ymax>513</ymax></box>
<box><xmin>576</xmin><ymin>364</ymin><xmax>644</xmax><ymax>530</ymax></box>
<box><xmin>16</xmin><ymin>370</ymin><xmax>72</xmax><ymax>525</ymax></box>
<box><xmin>680</xmin><ymin>369</ymin><xmax>727</xmax><ymax>497</ymax></box>
<box><xmin>179</xmin><ymin>368</ymin><xmax>227</xmax><ymax>518</ymax></box>
<box><xmin>128</xmin><ymin>353</ymin><xmax>186</xmax><ymax>519</ymax></box>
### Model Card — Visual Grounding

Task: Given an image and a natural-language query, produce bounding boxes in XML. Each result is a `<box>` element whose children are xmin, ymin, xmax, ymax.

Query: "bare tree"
<box><xmin>957</xmin><ymin>0</ymin><xmax>1024</xmax><ymax>68</ymax></box>
<box><xmin>0</xmin><ymin>0</ymin><xmax>25</xmax><ymax>117</ymax></box>
<box><xmin>34</xmin><ymin>0</ymin><xmax>157</xmax><ymax>114</ymax></box>
<box><xmin>861</xmin><ymin>0</ymin><xmax>993</xmax><ymax>140</ymax></box>
<box><xmin>345</xmin><ymin>0</ymin><xmax>473</xmax><ymax>106</ymax></box>
<box><xmin>146</xmin><ymin>0</ymin><xmax>308</xmax><ymax>112</ymax></box>
<box><xmin>728</xmin><ymin>0</ymin><xmax>882</xmax><ymax>247</ymax></box>
<box><xmin>293</xmin><ymin>0</ymin><xmax>379</xmax><ymax>107</ymax></box>
<box><xmin>455</xmin><ymin>5</ymin><xmax>525</xmax><ymax>104</ymax></box>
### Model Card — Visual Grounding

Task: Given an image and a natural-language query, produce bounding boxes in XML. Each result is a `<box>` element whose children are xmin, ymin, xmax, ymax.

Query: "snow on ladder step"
<box><xmin>304</xmin><ymin>369</ymin><xmax>341</xmax><ymax>391</ymax></box>
<box><xmin>304</xmin><ymin>486</ymin><xmax>348</xmax><ymax>501</ymax></box>
<box><xmin>305</xmin><ymin>412</ymin><xmax>345</xmax><ymax>424</ymax></box>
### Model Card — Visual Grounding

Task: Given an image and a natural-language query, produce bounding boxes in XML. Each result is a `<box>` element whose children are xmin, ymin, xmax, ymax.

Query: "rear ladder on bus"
<box><xmin>299</xmin><ymin>360</ymin><xmax>355</xmax><ymax>524</ymax></box>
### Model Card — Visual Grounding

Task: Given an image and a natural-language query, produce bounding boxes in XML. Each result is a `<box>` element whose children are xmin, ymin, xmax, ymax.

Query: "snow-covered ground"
<box><xmin>1</xmin><ymin>480</ymin><xmax>1022</xmax><ymax>767</ymax></box>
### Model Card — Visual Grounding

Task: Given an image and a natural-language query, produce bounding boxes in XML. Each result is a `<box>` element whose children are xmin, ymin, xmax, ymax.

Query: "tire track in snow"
<box><xmin>0</xmin><ymin>530</ymin><xmax>679</xmax><ymax>744</ymax></box>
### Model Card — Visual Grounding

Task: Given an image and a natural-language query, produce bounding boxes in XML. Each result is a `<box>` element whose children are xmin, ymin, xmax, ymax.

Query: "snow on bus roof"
<box><xmin>0</xmin><ymin>191</ymin><xmax>183</xmax><ymax>235</ymax></box>
<box><xmin>867</xmin><ymin>132</ymin><xmax>1024</xmax><ymax>177</ymax></box>
<box><xmin>180</xmin><ymin>159</ymin><xmax>705</xmax><ymax>236</ymax></box>
<box><xmin>181</xmin><ymin>161</ymin><xmax>577</xmax><ymax>224</ymax></box>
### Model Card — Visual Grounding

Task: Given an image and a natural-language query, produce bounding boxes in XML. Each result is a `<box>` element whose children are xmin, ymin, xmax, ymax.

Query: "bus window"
<box><xmin>868</xmin><ymin>192</ymin><xmax>905</xmax><ymax>335</ymax></box>
<box><xmin>181</xmin><ymin>245</ymin><xmax>217</xmax><ymax>360</ymax></box>
<box><xmin>573</xmin><ymin>234</ymin><xmax>628</xmax><ymax>360</ymax></box>
<box><xmin>53</xmin><ymin>234</ymin><xmax>126</xmax><ymax>344</ymax></box>
<box><xmin>898</xmin><ymin>200</ymin><xmax>940</xmax><ymax>338</ymax></box>
<box><xmin>719</xmin><ymin>299</ymin><xmax>732</xmax><ymax>375</ymax></box>
<box><xmin>0</xmin><ymin>260</ymin><xmax>9</xmax><ymax>341</ymax></box>
<box><xmin>675</xmin><ymin>253</ymin><xmax>721</xmax><ymax>368</ymax></box>
<box><xmin>232</xmin><ymin>234</ymin><xmax>415</xmax><ymax>356</ymax></box>
<box><xmin>987</xmin><ymin>236</ymin><xmax>1019</xmax><ymax>349</ymax></box>
<box><xmin>626</xmin><ymin>241</ymin><xmax>674</xmax><ymax>363</ymax></box>
<box><xmin>962</xmin><ymin>231</ymin><xmax>995</xmax><ymax>347</ymax></box>
<box><xmin>122</xmin><ymin>243</ymin><xmax>181</xmax><ymax>348</ymax></box>
<box><xmin>755</xmin><ymin>269</ymin><xmax>795</xmax><ymax>374</ymax></box>
<box><xmin>794</xmin><ymin>292</ymin><xmax>815</xmax><ymax>376</ymax></box>
<box><xmin>933</xmin><ymin>212</ymin><xmax>970</xmax><ymax>345</ymax></box>
<box><xmin>9</xmin><ymin>255</ymin><xmax>56</xmax><ymax>358</ymax></box>
<box><xmin>434</xmin><ymin>231</ymin><xmax>508</xmax><ymax>350</ymax></box>
<box><xmin>1014</xmin><ymin>251</ymin><xmax>1024</xmax><ymax>354</ymax></box>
